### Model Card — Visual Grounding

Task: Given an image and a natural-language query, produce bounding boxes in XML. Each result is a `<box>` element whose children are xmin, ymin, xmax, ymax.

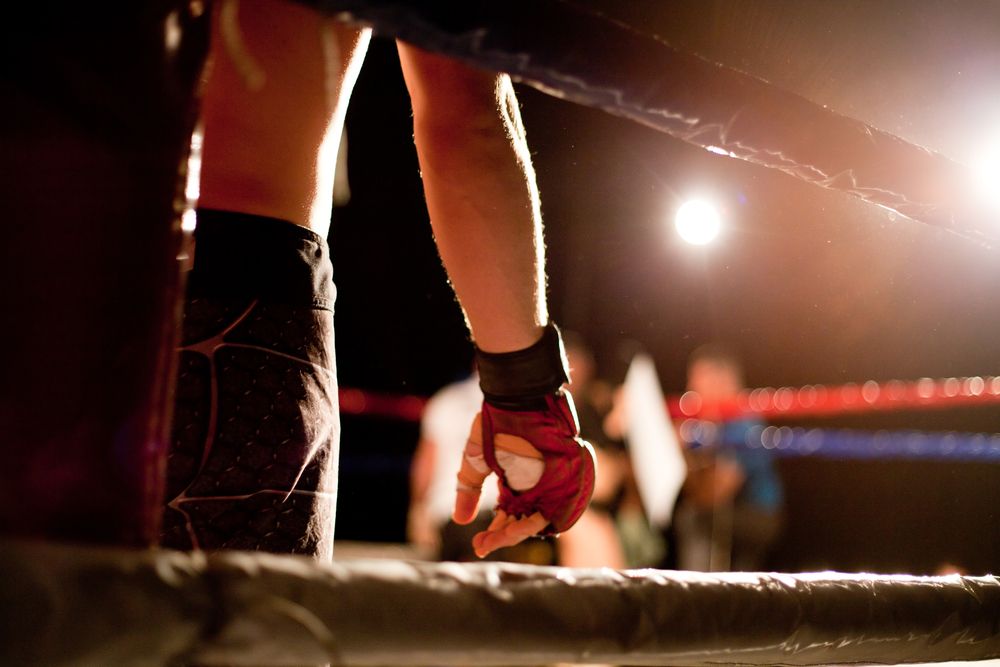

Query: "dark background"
<box><xmin>329</xmin><ymin>1</ymin><xmax>1000</xmax><ymax>573</ymax></box>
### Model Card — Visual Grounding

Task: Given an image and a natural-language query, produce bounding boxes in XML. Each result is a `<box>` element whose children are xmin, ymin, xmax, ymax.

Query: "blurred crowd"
<box><xmin>407</xmin><ymin>336</ymin><xmax>786</xmax><ymax>572</ymax></box>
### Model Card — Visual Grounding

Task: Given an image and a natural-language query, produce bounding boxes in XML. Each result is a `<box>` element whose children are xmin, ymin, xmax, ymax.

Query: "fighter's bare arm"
<box><xmin>397</xmin><ymin>44</ymin><xmax>594</xmax><ymax>557</ymax></box>
<box><xmin>397</xmin><ymin>44</ymin><xmax>547</xmax><ymax>354</ymax></box>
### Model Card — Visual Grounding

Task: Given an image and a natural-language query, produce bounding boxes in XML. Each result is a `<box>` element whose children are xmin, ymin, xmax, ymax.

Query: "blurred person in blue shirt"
<box><xmin>675</xmin><ymin>343</ymin><xmax>784</xmax><ymax>571</ymax></box>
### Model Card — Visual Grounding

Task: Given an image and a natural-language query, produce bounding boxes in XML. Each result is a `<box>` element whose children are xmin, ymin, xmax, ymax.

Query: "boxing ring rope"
<box><xmin>318</xmin><ymin>0</ymin><xmax>997</xmax><ymax>244</ymax></box>
<box><xmin>682</xmin><ymin>422</ymin><xmax>1000</xmax><ymax>464</ymax></box>
<box><xmin>339</xmin><ymin>375</ymin><xmax>1000</xmax><ymax>463</ymax></box>
<box><xmin>1</xmin><ymin>539</ymin><xmax>998</xmax><ymax>666</ymax></box>
<box><xmin>670</xmin><ymin>376</ymin><xmax>1000</xmax><ymax>421</ymax></box>
<box><xmin>342</xmin><ymin>374</ymin><xmax>1000</xmax><ymax>422</ymax></box>
<box><xmin>339</xmin><ymin>386</ymin><xmax>428</xmax><ymax>422</ymax></box>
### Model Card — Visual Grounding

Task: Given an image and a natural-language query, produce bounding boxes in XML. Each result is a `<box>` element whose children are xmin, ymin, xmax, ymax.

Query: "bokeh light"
<box><xmin>674</xmin><ymin>199</ymin><xmax>722</xmax><ymax>245</ymax></box>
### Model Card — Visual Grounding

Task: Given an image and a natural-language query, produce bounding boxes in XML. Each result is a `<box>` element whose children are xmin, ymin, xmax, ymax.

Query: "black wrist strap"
<box><xmin>475</xmin><ymin>323</ymin><xmax>569</xmax><ymax>410</ymax></box>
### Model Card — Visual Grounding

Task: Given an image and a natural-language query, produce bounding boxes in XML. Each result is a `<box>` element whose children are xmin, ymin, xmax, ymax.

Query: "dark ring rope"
<box><xmin>313</xmin><ymin>0</ymin><xmax>995</xmax><ymax>243</ymax></box>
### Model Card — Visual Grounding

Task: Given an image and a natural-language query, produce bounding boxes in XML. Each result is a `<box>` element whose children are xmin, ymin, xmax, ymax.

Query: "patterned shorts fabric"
<box><xmin>160</xmin><ymin>210</ymin><xmax>339</xmax><ymax>557</ymax></box>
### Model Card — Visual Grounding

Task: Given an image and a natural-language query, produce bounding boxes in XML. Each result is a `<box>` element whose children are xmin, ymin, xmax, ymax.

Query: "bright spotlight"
<box><xmin>971</xmin><ymin>136</ymin><xmax>1000</xmax><ymax>211</ymax></box>
<box><xmin>674</xmin><ymin>199</ymin><xmax>721</xmax><ymax>245</ymax></box>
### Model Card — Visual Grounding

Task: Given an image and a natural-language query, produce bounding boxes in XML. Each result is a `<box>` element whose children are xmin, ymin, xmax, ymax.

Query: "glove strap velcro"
<box><xmin>475</xmin><ymin>323</ymin><xmax>570</xmax><ymax>410</ymax></box>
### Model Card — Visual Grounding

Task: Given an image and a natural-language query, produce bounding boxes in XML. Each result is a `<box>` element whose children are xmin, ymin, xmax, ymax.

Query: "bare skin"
<box><xmin>397</xmin><ymin>45</ymin><xmax>548</xmax><ymax>354</ymax></box>
<box><xmin>200</xmin><ymin>2</ymin><xmax>554</xmax><ymax>556</ymax></box>
<box><xmin>198</xmin><ymin>0</ymin><xmax>370</xmax><ymax>236</ymax></box>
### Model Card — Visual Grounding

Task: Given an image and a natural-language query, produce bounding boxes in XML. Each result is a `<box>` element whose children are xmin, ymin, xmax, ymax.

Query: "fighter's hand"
<box><xmin>452</xmin><ymin>392</ymin><xmax>596</xmax><ymax>558</ymax></box>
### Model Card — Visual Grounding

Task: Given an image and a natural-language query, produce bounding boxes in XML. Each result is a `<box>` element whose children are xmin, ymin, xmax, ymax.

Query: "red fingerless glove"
<box><xmin>480</xmin><ymin>390</ymin><xmax>596</xmax><ymax>534</ymax></box>
<box><xmin>475</xmin><ymin>324</ymin><xmax>596</xmax><ymax>534</ymax></box>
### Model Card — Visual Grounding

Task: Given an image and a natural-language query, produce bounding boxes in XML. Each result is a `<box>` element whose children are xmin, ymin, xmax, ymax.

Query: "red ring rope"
<box><xmin>339</xmin><ymin>375</ymin><xmax>1000</xmax><ymax>422</ymax></box>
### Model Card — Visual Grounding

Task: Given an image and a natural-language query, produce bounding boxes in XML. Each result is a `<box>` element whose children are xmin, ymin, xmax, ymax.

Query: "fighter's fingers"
<box><xmin>473</xmin><ymin>512</ymin><xmax>549</xmax><ymax>558</ymax></box>
<box><xmin>471</xmin><ymin>510</ymin><xmax>511</xmax><ymax>553</ymax></box>
<box><xmin>453</xmin><ymin>487</ymin><xmax>483</xmax><ymax>525</ymax></box>
<box><xmin>472</xmin><ymin>507</ymin><xmax>515</xmax><ymax>550</ymax></box>
<box><xmin>453</xmin><ymin>414</ymin><xmax>490</xmax><ymax>525</ymax></box>
<box><xmin>487</xmin><ymin>508</ymin><xmax>509</xmax><ymax>531</ymax></box>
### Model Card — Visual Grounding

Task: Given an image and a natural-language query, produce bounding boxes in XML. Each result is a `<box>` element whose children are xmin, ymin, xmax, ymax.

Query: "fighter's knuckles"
<box><xmin>494</xmin><ymin>433</ymin><xmax>544</xmax><ymax>491</ymax></box>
